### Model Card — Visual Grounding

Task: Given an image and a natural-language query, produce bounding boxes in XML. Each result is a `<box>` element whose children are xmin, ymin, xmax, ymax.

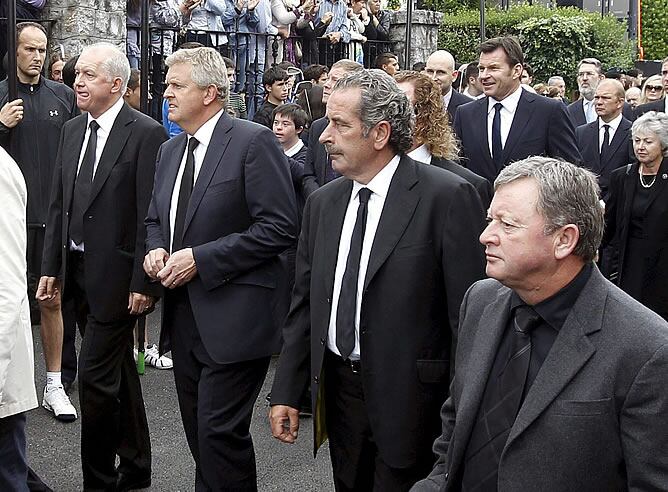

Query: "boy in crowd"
<box><xmin>253</xmin><ymin>66</ymin><xmax>289</xmax><ymax>129</ymax></box>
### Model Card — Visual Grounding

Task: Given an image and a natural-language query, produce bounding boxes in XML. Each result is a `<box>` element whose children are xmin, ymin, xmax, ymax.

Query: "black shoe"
<box><xmin>116</xmin><ymin>472</ymin><xmax>151</xmax><ymax>491</ymax></box>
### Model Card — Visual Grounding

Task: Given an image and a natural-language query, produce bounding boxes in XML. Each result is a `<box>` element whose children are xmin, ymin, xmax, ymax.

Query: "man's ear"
<box><xmin>554</xmin><ymin>224</ymin><xmax>580</xmax><ymax>260</ymax></box>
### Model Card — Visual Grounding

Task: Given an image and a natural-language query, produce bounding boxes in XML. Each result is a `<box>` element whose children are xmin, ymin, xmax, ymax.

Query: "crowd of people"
<box><xmin>0</xmin><ymin>9</ymin><xmax>668</xmax><ymax>492</ymax></box>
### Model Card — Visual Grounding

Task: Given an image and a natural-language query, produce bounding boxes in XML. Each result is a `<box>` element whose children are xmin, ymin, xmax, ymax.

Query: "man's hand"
<box><xmin>247</xmin><ymin>0</ymin><xmax>260</xmax><ymax>10</ymax></box>
<box><xmin>328</xmin><ymin>31</ymin><xmax>341</xmax><ymax>44</ymax></box>
<box><xmin>128</xmin><ymin>292</ymin><xmax>155</xmax><ymax>315</ymax></box>
<box><xmin>0</xmin><ymin>99</ymin><xmax>24</xmax><ymax>128</ymax></box>
<box><xmin>157</xmin><ymin>248</ymin><xmax>197</xmax><ymax>288</ymax></box>
<box><xmin>144</xmin><ymin>248</ymin><xmax>170</xmax><ymax>280</ymax></box>
<box><xmin>321</xmin><ymin>11</ymin><xmax>333</xmax><ymax>24</ymax></box>
<box><xmin>269</xmin><ymin>405</ymin><xmax>300</xmax><ymax>444</ymax></box>
<box><xmin>36</xmin><ymin>276</ymin><xmax>59</xmax><ymax>302</ymax></box>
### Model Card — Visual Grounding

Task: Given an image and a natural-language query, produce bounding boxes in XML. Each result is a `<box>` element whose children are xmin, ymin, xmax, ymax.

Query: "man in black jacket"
<box><xmin>0</xmin><ymin>22</ymin><xmax>79</xmax><ymax>422</ymax></box>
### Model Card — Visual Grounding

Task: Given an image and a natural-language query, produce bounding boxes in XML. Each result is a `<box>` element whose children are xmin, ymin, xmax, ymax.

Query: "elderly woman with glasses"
<box><xmin>602</xmin><ymin>111</ymin><xmax>668</xmax><ymax>320</ymax></box>
<box><xmin>639</xmin><ymin>74</ymin><xmax>664</xmax><ymax>105</ymax></box>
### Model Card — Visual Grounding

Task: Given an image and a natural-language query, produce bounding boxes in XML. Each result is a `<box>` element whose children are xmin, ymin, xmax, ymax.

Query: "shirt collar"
<box><xmin>351</xmin><ymin>154</ymin><xmax>400</xmax><ymax>200</ymax></box>
<box><xmin>510</xmin><ymin>262</ymin><xmax>593</xmax><ymax>332</ymax></box>
<box><xmin>285</xmin><ymin>139</ymin><xmax>305</xmax><ymax>157</ymax></box>
<box><xmin>488</xmin><ymin>85</ymin><xmax>523</xmax><ymax>115</ymax></box>
<box><xmin>598</xmin><ymin>112</ymin><xmax>623</xmax><ymax>132</ymax></box>
<box><xmin>191</xmin><ymin>108</ymin><xmax>225</xmax><ymax>150</ymax></box>
<box><xmin>443</xmin><ymin>88</ymin><xmax>453</xmax><ymax>109</ymax></box>
<box><xmin>88</xmin><ymin>96</ymin><xmax>125</xmax><ymax>134</ymax></box>
<box><xmin>407</xmin><ymin>144</ymin><xmax>432</xmax><ymax>165</ymax></box>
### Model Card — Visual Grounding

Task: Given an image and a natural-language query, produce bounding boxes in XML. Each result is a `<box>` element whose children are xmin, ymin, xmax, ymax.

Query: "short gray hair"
<box><xmin>632</xmin><ymin>111</ymin><xmax>668</xmax><ymax>157</ymax></box>
<box><xmin>166</xmin><ymin>47</ymin><xmax>229</xmax><ymax>102</ymax></box>
<box><xmin>495</xmin><ymin>157</ymin><xmax>604</xmax><ymax>263</ymax></box>
<box><xmin>81</xmin><ymin>42</ymin><xmax>130</xmax><ymax>93</ymax></box>
<box><xmin>332</xmin><ymin>69</ymin><xmax>414</xmax><ymax>154</ymax></box>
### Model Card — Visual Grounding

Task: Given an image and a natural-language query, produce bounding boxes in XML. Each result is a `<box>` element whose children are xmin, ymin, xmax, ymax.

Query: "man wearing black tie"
<box><xmin>144</xmin><ymin>47</ymin><xmax>297</xmax><ymax>491</ymax></box>
<box><xmin>575</xmin><ymin>79</ymin><xmax>634</xmax><ymax>201</ymax></box>
<box><xmin>39</xmin><ymin>43</ymin><xmax>166</xmax><ymax>490</ymax></box>
<box><xmin>453</xmin><ymin>37</ymin><xmax>581</xmax><ymax>183</ymax></box>
<box><xmin>269</xmin><ymin>69</ymin><xmax>486</xmax><ymax>490</ymax></box>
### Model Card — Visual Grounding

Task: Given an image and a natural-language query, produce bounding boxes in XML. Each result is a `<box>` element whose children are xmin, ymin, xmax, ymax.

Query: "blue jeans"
<box><xmin>0</xmin><ymin>413</ymin><xmax>29</xmax><ymax>492</ymax></box>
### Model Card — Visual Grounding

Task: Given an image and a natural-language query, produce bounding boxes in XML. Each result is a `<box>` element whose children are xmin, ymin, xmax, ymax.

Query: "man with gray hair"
<box><xmin>144</xmin><ymin>47</ymin><xmax>297</xmax><ymax>490</ymax></box>
<box><xmin>413</xmin><ymin>156</ymin><xmax>668</xmax><ymax>491</ymax></box>
<box><xmin>269</xmin><ymin>69</ymin><xmax>486</xmax><ymax>490</ymax></box>
<box><xmin>39</xmin><ymin>42</ymin><xmax>167</xmax><ymax>491</ymax></box>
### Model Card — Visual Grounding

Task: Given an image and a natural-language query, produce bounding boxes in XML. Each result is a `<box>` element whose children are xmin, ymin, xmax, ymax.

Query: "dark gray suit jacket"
<box><xmin>145</xmin><ymin>113</ymin><xmax>298</xmax><ymax>364</ymax></box>
<box><xmin>413</xmin><ymin>268</ymin><xmax>668</xmax><ymax>491</ymax></box>
<box><xmin>633</xmin><ymin>97</ymin><xmax>665</xmax><ymax>119</ymax></box>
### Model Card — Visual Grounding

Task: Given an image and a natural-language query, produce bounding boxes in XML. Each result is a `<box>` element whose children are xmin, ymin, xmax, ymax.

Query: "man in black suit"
<box><xmin>143</xmin><ymin>47</ymin><xmax>297</xmax><ymax>491</ymax></box>
<box><xmin>269</xmin><ymin>69</ymin><xmax>486</xmax><ymax>490</ymax></box>
<box><xmin>302</xmin><ymin>59</ymin><xmax>362</xmax><ymax>199</ymax></box>
<box><xmin>453</xmin><ymin>36</ymin><xmax>581</xmax><ymax>183</ymax></box>
<box><xmin>423</xmin><ymin>50</ymin><xmax>472</xmax><ymax>121</ymax></box>
<box><xmin>575</xmin><ymin>79</ymin><xmax>634</xmax><ymax>200</ymax></box>
<box><xmin>634</xmin><ymin>56</ymin><xmax>668</xmax><ymax>118</ymax></box>
<box><xmin>413</xmin><ymin>157</ymin><xmax>668</xmax><ymax>491</ymax></box>
<box><xmin>38</xmin><ymin>43</ymin><xmax>166</xmax><ymax>491</ymax></box>
<box><xmin>567</xmin><ymin>58</ymin><xmax>633</xmax><ymax>127</ymax></box>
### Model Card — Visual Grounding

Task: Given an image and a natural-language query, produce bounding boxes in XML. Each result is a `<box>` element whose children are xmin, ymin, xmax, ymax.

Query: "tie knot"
<box><xmin>188</xmin><ymin>136</ymin><xmax>199</xmax><ymax>153</ymax></box>
<box><xmin>513</xmin><ymin>305</ymin><xmax>541</xmax><ymax>335</ymax></box>
<box><xmin>357</xmin><ymin>187</ymin><xmax>372</xmax><ymax>205</ymax></box>
<box><xmin>603</xmin><ymin>124</ymin><xmax>610</xmax><ymax>131</ymax></box>
<box><xmin>494</xmin><ymin>102</ymin><xmax>503</xmax><ymax>113</ymax></box>
<box><xmin>89</xmin><ymin>120</ymin><xmax>99</xmax><ymax>133</ymax></box>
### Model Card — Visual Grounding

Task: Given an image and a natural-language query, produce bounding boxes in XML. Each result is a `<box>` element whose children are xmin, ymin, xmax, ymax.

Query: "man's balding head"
<box><xmin>424</xmin><ymin>50</ymin><xmax>458</xmax><ymax>96</ymax></box>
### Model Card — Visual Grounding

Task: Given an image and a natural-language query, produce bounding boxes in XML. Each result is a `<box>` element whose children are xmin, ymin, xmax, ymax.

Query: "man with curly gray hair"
<box><xmin>270</xmin><ymin>68</ymin><xmax>487</xmax><ymax>490</ymax></box>
<box><xmin>415</xmin><ymin>156</ymin><xmax>668</xmax><ymax>491</ymax></box>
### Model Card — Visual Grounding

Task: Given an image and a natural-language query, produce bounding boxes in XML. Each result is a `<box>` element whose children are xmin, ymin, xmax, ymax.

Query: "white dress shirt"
<box><xmin>71</xmin><ymin>96</ymin><xmax>125</xmax><ymax>251</ymax></box>
<box><xmin>598</xmin><ymin>113</ymin><xmax>623</xmax><ymax>152</ymax></box>
<box><xmin>327</xmin><ymin>155</ymin><xmax>400</xmax><ymax>360</ymax></box>
<box><xmin>442</xmin><ymin>88</ymin><xmax>453</xmax><ymax>111</ymax></box>
<box><xmin>169</xmin><ymin>108</ymin><xmax>225</xmax><ymax>252</ymax></box>
<box><xmin>487</xmin><ymin>85</ymin><xmax>523</xmax><ymax>157</ymax></box>
<box><xmin>407</xmin><ymin>144</ymin><xmax>432</xmax><ymax>165</ymax></box>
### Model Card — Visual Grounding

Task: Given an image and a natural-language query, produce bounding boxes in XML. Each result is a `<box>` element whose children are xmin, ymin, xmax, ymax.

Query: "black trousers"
<box><xmin>324</xmin><ymin>350</ymin><xmax>430</xmax><ymax>492</ymax></box>
<box><xmin>65</xmin><ymin>253</ymin><xmax>151</xmax><ymax>491</ymax></box>
<box><xmin>165</xmin><ymin>287</ymin><xmax>270</xmax><ymax>492</ymax></box>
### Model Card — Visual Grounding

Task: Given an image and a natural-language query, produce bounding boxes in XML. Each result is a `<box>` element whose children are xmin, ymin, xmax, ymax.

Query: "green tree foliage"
<box><xmin>438</xmin><ymin>5</ymin><xmax>634</xmax><ymax>89</ymax></box>
<box><xmin>641</xmin><ymin>0</ymin><xmax>668</xmax><ymax>59</ymax></box>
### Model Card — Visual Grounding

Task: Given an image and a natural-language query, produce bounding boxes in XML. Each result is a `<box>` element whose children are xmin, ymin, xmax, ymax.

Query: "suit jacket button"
<box><xmin>320</xmin><ymin>337</ymin><xmax>325</xmax><ymax>345</ymax></box>
<box><xmin>313</xmin><ymin>376</ymin><xmax>319</xmax><ymax>384</ymax></box>
<box><xmin>326</xmin><ymin>298</ymin><xmax>331</xmax><ymax>304</ymax></box>
<box><xmin>87</xmin><ymin>215</ymin><xmax>93</xmax><ymax>219</ymax></box>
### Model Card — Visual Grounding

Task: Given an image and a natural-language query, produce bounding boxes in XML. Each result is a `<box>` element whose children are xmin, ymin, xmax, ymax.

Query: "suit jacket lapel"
<box><xmin>585</xmin><ymin>122</ymin><xmax>601</xmax><ymax>169</ymax></box>
<box><xmin>322</xmin><ymin>179</ymin><xmax>353</xmax><ymax>297</ymax></box>
<box><xmin>475</xmin><ymin>98</ymin><xmax>494</xmax><ymax>168</ymax></box>
<box><xmin>183</xmin><ymin>113</ymin><xmax>234</xmax><ymax>234</ymax></box>
<box><xmin>162</xmin><ymin>135</ymin><xmax>188</xmax><ymax>242</ymax></box>
<box><xmin>607</xmin><ymin>118</ymin><xmax>631</xmax><ymax>158</ymax></box>
<box><xmin>89</xmin><ymin>103</ymin><xmax>134</xmax><ymax>205</ymax></box>
<box><xmin>448</xmin><ymin>288</ymin><xmax>513</xmax><ymax>477</ymax></box>
<box><xmin>363</xmin><ymin>156</ymin><xmax>420</xmax><ymax>290</ymax></box>
<box><xmin>622</xmin><ymin>162</ymin><xmax>638</xmax><ymax>222</ymax></box>
<box><xmin>502</xmin><ymin>90</ymin><xmax>534</xmax><ymax>163</ymax></box>
<box><xmin>505</xmin><ymin>267</ymin><xmax>605</xmax><ymax>448</ymax></box>
<box><xmin>63</xmin><ymin>116</ymin><xmax>88</xmax><ymax>215</ymax></box>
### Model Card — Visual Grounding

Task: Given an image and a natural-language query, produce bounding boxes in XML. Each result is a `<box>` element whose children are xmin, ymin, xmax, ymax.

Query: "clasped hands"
<box><xmin>143</xmin><ymin>247</ymin><xmax>198</xmax><ymax>289</ymax></box>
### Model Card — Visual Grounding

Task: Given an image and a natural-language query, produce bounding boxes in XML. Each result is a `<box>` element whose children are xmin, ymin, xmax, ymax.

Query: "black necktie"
<box><xmin>336</xmin><ymin>187</ymin><xmax>372</xmax><ymax>360</ymax></box>
<box><xmin>600</xmin><ymin>124</ymin><xmax>610</xmax><ymax>163</ymax></box>
<box><xmin>172</xmin><ymin>137</ymin><xmax>199</xmax><ymax>252</ymax></box>
<box><xmin>492</xmin><ymin>102</ymin><xmax>503</xmax><ymax>171</ymax></box>
<box><xmin>461</xmin><ymin>305</ymin><xmax>542</xmax><ymax>491</ymax></box>
<box><xmin>70</xmin><ymin>120</ymin><xmax>100</xmax><ymax>245</ymax></box>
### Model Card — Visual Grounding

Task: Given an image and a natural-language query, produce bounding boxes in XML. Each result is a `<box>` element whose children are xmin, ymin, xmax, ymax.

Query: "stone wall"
<box><xmin>44</xmin><ymin>0</ymin><xmax>126</xmax><ymax>57</ymax></box>
<box><xmin>389</xmin><ymin>9</ymin><xmax>443</xmax><ymax>69</ymax></box>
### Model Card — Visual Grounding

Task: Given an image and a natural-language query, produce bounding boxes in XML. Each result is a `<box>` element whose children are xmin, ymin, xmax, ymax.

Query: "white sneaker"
<box><xmin>144</xmin><ymin>344</ymin><xmax>173</xmax><ymax>370</ymax></box>
<box><xmin>43</xmin><ymin>385</ymin><xmax>77</xmax><ymax>422</ymax></box>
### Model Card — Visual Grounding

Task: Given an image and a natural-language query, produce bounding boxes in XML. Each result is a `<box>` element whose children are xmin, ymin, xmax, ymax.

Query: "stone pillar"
<box><xmin>44</xmin><ymin>0</ymin><xmax>126</xmax><ymax>57</ymax></box>
<box><xmin>389</xmin><ymin>9</ymin><xmax>443</xmax><ymax>70</ymax></box>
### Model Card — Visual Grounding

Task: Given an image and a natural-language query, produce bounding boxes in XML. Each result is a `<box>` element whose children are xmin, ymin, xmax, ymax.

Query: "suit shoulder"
<box><xmin>128</xmin><ymin>107</ymin><xmax>165</xmax><ymax>131</ymax></box>
<box><xmin>464</xmin><ymin>278</ymin><xmax>508</xmax><ymax>310</ymax></box>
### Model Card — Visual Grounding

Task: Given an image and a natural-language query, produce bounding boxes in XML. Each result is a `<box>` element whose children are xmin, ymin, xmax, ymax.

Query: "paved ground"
<box><xmin>26</xmin><ymin>311</ymin><xmax>333</xmax><ymax>491</ymax></box>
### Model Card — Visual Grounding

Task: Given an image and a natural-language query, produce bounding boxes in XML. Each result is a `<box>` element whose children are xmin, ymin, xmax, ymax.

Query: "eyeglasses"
<box><xmin>645</xmin><ymin>85</ymin><xmax>664</xmax><ymax>91</ymax></box>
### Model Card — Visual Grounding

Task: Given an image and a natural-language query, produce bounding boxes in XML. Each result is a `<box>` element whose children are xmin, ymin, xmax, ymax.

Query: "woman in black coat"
<box><xmin>603</xmin><ymin>110</ymin><xmax>668</xmax><ymax>320</ymax></box>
